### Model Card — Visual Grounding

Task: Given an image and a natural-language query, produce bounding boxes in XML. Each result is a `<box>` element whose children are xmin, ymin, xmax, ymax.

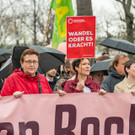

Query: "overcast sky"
<box><xmin>92</xmin><ymin>0</ymin><xmax>115</xmax><ymax>9</ymax></box>
<box><xmin>72</xmin><ymin>0</ymin><xmax>117</xmax><ymax>16</ymax></box>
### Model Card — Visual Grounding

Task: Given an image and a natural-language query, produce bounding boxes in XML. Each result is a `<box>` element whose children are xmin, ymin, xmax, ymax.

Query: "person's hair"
<box><xmin>72</xmin><ymin>58</ymin><xmax>90</xmax><ymax>73</ymax></box>
<box><xmin>110</xmin><ymin>54</ymin><xmax>127</xmax><ymax>68</ymax></box>
<box><xmin>96</xmin><ymin>55</ymin><xmax>110</xmax><ymax>62</ymax></box>
<box><xmin>102</xmin><ymin>51</ymin><xmax>109</xmax><ymax>56</ymax></box>
<box><xmin>124</xmin><ymin>59</ymin><xmax>135</xmax><ymax>77</ymax></box>
<box><xmin>20</xmin><ymin>48</ymin><xmax>40</xmax><ymax>62</ymax></box>
<box><xmin>65</xmin><ymin>59</ymin><xmax>71</xmax><ymax>68</ymax></box>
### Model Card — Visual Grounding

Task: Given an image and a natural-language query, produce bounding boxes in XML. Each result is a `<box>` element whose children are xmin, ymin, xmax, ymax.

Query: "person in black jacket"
<box><xmin>101</xmin><ymin>54</ymin><xmax>129</xmax><ymax>93</ymax></box>
<box><xmin>45</xmin><ymin>67</ymin><xmax>58</xmax><ymax>92</ymax></box>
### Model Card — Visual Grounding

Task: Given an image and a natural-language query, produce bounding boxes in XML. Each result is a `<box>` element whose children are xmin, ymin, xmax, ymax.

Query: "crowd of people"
<box><xmin>0</xmin><ymin>46</ymin><xmax>135</xmax><ymax>98</ymax></box>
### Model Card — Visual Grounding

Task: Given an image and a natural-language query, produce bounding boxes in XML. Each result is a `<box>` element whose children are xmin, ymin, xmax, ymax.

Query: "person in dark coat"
<box><xmin>45</xmin><ymin>68</ymin><xmax>58</xmax><ymax>92</ymax></box>
<box><xmin>101</xmin><ymin>54</ymin><xmax>129</xmax><ymax>93</ymax></box>
<box><xmin>53</xmin><ymin>59</ymin><xmax>76</xmax><ymax>93</ymax></box>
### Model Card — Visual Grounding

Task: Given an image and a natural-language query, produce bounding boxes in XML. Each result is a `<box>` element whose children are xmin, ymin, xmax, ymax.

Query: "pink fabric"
<box><xmin>0</xmin><ymin>93</ymin><xmax>134</xmax><ymax>134</ymax></box>
<box><xmin>46</xmin><ymin>42</ymin><xmax>66</xmax><ymax>54</ymax></box>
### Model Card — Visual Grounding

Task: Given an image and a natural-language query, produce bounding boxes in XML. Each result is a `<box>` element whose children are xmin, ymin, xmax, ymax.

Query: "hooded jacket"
<box><xmin>47</xmin><ymin>76</ymin><xmax>58</xmax><ymax>91</ymax></box>
<box><xmin>1</xmin><ymin>69</ymin><xmax>52</xmax><ymax>96</ymax></box>
<box><xmin>62</xmin><ymin>75</ymin><xmax>100</xmax><ymax>93</ymax></box>
<box><xmin>101</xmin><ymin>67</ymin><xmax>125</xmax><ymax>93</ymax></box>
<box><xmin>53</xmin><ymin>71</ymin><xmax>71</xmax><ymax>93</ymax></box>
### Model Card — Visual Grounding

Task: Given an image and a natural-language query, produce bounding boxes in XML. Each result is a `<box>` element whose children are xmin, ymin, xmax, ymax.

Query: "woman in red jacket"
<box><xmin>1</xmin><ymin>48</ymin><xmax>53</xmax><ymax>97</ymax></box>
<box><xmin>1</xmin><ymin>48</ymin><xmax>65</xmax><ymax>97</ymax></box>
<box><xmin>63</xmin><ymin>58</ymin><xmax>106</xmax><ymax>94</ymax></box>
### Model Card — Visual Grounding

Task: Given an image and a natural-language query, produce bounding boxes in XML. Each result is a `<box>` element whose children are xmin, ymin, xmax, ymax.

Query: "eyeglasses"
<box><xmin>24</xmin><ymin>60</ymin><xmax>38</xmax><ymax>65</ymax></box>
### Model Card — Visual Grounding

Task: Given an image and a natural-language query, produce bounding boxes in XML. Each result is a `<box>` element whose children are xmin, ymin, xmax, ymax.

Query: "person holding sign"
<box><xmin>63</xmin><ymin>58</ymin><xmax>106</xmax><ymax>94</ymax></box>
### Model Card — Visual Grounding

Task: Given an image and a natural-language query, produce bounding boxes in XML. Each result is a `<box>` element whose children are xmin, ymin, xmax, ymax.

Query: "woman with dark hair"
<box><xmin>63</xmin><ymin>58</ymin><xmax>106</xmax><ymax>94</ymax></box>
<box><xmin>114</xmin><ymin>59</ymin><xmax>135</xmax><ymax>93</ymax></box>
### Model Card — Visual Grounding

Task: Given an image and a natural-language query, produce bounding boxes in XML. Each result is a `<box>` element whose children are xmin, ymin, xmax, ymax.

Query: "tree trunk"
<box><xmin>76</xmin><ymin>0</ymin><xmax>93</xmax><ymax>16</ymax></box>
<box><xmin>33</xmin><ymin>0</ymin><xmax>37</xmax><ymax>45</ymax></box>
<box><xmin>116</xmin><ymin>0</ymin><xmax>134</xmax><ymax>43</ymax></box>
<box><xmin>124</xmin><ymin>1</ymin><xmax>134</xmax><ymax>43</ymax></box>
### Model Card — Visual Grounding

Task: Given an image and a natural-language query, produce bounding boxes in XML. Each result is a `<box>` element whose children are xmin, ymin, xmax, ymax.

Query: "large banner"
<box><xmin>0</xmin><ymin>93</ymin><xmax>135</xmax><ymax>135</ymax></box>
<box><xmin>66</xmin><ymin>16</ymin><xmax>95</xmax><ymax>59</ymax></box>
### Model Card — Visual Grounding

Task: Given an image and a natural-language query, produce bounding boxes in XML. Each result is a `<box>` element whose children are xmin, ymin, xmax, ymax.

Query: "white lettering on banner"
<box><xmin>68</xmin><ymin>36</ymin><xmax>93</xmax><ymax>42</ymax></box>
<box><xmin>68</xmin><ymin>37</ymin><xmax>84</xmax><ymax>42</ymax></box>
<box><xmin>68</xmin><ymin>19</ymin><xmax>85</xmax><ymax>24</ymax></box>
<box><xmin>68</xmin><ymin>42</ymin><xmax>93</xmax><ymax>48</ymax></box>
<box><xmin>73</xmin><ymin>19</ymin><xmax>85</xmax><ymax>23</ymax></box>
<box><xmin>68</xmin><ymin>31</ymin><xmax>93</xmax><ymax>36</ymax></box>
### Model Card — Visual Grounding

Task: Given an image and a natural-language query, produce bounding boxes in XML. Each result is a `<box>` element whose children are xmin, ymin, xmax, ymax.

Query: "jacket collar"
<box><xmin>14</xmin><ymin>68</ymin><xmax>39</xmax><ymax>80</ymax></box>
<box><xmin>108</xmin><ymin>67</ymin><xmax>125</xmax><ymax>79</ymax></box>
<box><xmin>124</xmin><ymin>77</ymin><xmax>135</xmax><ymax>89</ymax></box>
<box><xmin>72</xmin><ymin>75</ymin><xmax>93</xmax><ymax>85</ymax></box>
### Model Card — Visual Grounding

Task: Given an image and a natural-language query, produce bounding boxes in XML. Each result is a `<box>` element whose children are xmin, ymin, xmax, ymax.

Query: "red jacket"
<box><xmin>62</xmin><ymin>75</ymin><xmax>100</xmax><ymax>93</ymax></box>
<box><xmin>1</xmin><ymin>69</ymin><xmax>52</xmax><ymax>96</ymax></box>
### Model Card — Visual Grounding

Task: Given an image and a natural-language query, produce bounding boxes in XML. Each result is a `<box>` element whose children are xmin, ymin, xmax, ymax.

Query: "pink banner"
<box><xmin>0</xmin><ymin>93</ymin><xmax>135</xmax><ymax>135</ymax></box>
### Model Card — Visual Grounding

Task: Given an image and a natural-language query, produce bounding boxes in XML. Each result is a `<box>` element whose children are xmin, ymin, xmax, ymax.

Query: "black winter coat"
<box><xmin>101</xmin><ymin>67</ymin><xmax>125</xmax><ymax>93</ymax></box>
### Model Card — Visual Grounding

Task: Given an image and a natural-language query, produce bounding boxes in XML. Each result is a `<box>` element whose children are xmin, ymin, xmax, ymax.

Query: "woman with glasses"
<box><xmin>1</xmin><ymin>48</ymin><xmax>53</xmax><ymax>97</ymax></box>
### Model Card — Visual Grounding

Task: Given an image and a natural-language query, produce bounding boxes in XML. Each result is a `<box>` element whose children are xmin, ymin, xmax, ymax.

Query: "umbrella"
<box><xmin>0</xmin><ymin>48</ymin><xmax>12</xmax><ymax>63</ymax></box>
<box><xmin>0</xmin><ymin>58</ymin><xmax>12</xmax><ymax>78</ymax></box>
<box><xmin>0</xmin><ymin>47</ymin><xmax>43</xmax><ymax>79</ymax></box>
<box><xmin>90</xmin><ymin>59</ymin><xmax>112</xmax><ymax>75</ymax></box>
<box><xmin>0</xmin><ymin>46</ymin><xmax>29</xmax><ymax>79</ymax></box>
<box><xmin>30</xmin><ymin>46</ymin><xmax>66</xmax><ymax>73</ymax></box>
<box><xmin>0</xmin><ymin>46</ymin><xmax>66</xmax><ymax>78</ymax></box>
<box><xmin>12</xmin><ymin>46</ymin><xmax>29</xmax><ymax>70</ymax></box>
<box><xmin>99</xmin><ymin>38</ymin><xmax>135</xmax><ymax>55</ymax></box>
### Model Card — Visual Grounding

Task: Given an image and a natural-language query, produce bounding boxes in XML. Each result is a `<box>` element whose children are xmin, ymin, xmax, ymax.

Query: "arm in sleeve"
<box><xmin>101</xmin><ymin>80</ymin><xmax>110</xmax><ymax>92</ymax></box>
<box><xmin>53</xmin><ymin>78</ymin><xmax>65</xmax><ymax>93</ymax></box>
<box><xmin>63</xmin><ymin>81</ymin><xmax>82</xmax><ymax>93</ymax></box>
<box><xmin>1</xmin><ymin>78</ymin><xmax>13</xmax><ymax>96</ymax></box>
<box><xmin>114</xmin><ymin>84</ymin><xmax>124</xmax><ymax>93</ymax></box>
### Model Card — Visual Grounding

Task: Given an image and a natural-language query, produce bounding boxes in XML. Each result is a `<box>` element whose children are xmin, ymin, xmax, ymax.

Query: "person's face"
<box><xmin>126</xmin><ymin>63</ymin><xmax>135</xmax><ymax>78</ymax></box>
<box><xmin>20</xmin><ymin>54</ymin><xmax>39</xmax><ymax>77</ymax></box>
<box><xmin>68</xmin><ymin>59</ymin><xmax>76</xmax><ymax>76</ymax></box>
<box><xmin>46</xmin><ymin>68</ymin><xmax>57</xmax><ymax>77</ymax></box>
<box><xmin>75</xmin><ymin>59</ymin><xmax>90</xmax><ymax>76</ymax></box>
<box><xmin>114</xmin><ymin>57</ymin><xmax>129</xmax><ymax>76</ymax></box>
<box><xmin>91</xmin><ymin>71</ymin><xmax>104</xmax><ymax>84</ymax></box>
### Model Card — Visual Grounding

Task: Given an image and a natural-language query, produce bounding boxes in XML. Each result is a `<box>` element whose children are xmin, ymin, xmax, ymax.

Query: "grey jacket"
<box><xmin>53</xmin><ymin>71</ymin><xmax>71</xmax><ymax>93</ymax></box>
<box><xmin>101</xmin><ymin>67</ymin><xmax>125</xmax><ymax>93</ymax></box>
